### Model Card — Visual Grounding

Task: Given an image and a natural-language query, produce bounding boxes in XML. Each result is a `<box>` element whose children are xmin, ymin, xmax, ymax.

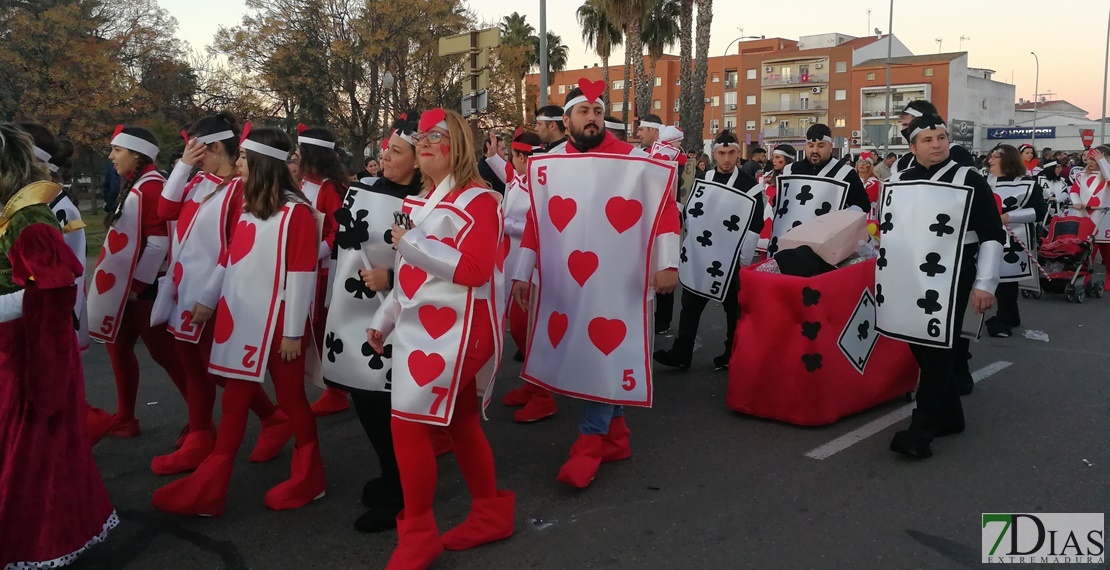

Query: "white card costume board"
<box><xmin>994</xmin><ymin>179</ymin><xmax>1037</xmax><ymax>282</ymax></box>
<box><xmin>679</xmin><ymin>176</ymin><xmax>758</xmax><ymax>301</ymax></box>
<box><xmin>838</xmin><ymin>289</ymin><xmax>880</xmax><ymax>374</ymax></box>
<box><xmin>51</xmin><ymin>192</ymin><xmax>88</xmax><ymax>349</ymax></box>
<box><xmin>768</xmin><ymin>171</ymin><xmax>849</xmax><ymax>257</ymax></box>
<box><xmin>522</xmin><ymin>153</ymin><xmax>676</xmax><ymax>407</ymax></box>
<box><xmin>87</xmin><ymin>184</ymin><xmax>144</xmax><ymax>343</ymax></box>
<box><xmin>875</xmin><ymin>178</ymin><xmax>973</xmax><ymax>349</ymax></box>
<box><xmin>649</xmin><ymin>141</ymin><xmax>681</xmax><ymax>162</ymax></box>
<box><xmin>322</xmin><ymin>184</ymin><xmax>406</xmax><ymax>392</ymax></box>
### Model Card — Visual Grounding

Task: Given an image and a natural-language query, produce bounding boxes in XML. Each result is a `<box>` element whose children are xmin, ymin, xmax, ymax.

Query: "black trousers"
<box><xmin>655</xmin><ymin>291</ymin><xmax>674</xmax><ymax>330</ymax></box>
<box><xmin>673</xmin><ymin>279</ymin><xmax>740</xmax><ymax>356</ymax></box>
<box><xmin>909</xmin><ymin>253</ymin><xmax>975</xmax><ymax>424</ymax></box>
<box><xmin>992</xmin><ymin>281</ymin><xmax>1020</xmax><ymax>328</ymax></box>
<box><xmin>347</xmin><ymin>388</ymin><xmax>402</xmax><ymax>493</ymax></box>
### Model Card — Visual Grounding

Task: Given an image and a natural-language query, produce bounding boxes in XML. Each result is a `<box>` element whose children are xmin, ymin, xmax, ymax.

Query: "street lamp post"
<box><xmin>539</xmin><ymin>0</ymin><xmax>548</xmax><ymax>107</ymax></box>
<box><xmin>881</xmin><ymin>0</ymin><xmax>893</xmax><ymax>154</ymax></box>
<box><xmin>1102</xmin><ymin>8</ymin><xmax>1109</xmax><ymax>144</ymax></box>
<box><xmin>1031</xmin><ymin>51</ymin><xmax>1039</xmax><ymax>149</ymax></box>
<box><xmin>380</xmin><ymin>71</ymin><xmax>395</xmax><ymax>157</ymax></box>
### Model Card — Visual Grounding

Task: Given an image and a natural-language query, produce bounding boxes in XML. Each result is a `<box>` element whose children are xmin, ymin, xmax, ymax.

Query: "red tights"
<box><xmin>392</xmin><ymin>310</ymin><xmax>498</xmax><ymax>515</ymax></box>
<box><xmin>104</xmin><ymin>299</ymin><xmax>187</xmax><ymax>422</ymax></box>
<box><xmin>175</xmin><ymin>323</ymin><xmax>277</xmax><ymax>433</ymax></box>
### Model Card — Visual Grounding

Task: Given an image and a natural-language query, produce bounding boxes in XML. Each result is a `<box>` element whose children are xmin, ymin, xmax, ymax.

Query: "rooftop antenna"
<box><xmin>959</xmin><ymin>35</ymin><xmax>970</xmax><ymax>51</ymax></box>
<box><xmin>935</xmin><ymin>38</ymin><xmax>943</xmax><ymax>52</ymax></box>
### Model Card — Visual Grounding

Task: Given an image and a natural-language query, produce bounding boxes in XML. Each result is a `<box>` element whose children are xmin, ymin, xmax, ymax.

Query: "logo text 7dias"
<box><xmin>982</xmin><ymin>513</ymin><xmax>1104</xmax><ymax>564</ymax></box>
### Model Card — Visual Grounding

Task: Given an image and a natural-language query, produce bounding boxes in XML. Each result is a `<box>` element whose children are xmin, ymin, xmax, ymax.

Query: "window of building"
<box><xmin>653</xmin><ymin>99</ymin><xmax>661</xmax><ymax>110</ymax></box>
<box><xmin>654</xmin><ymin>76</ymin><xmax>662</xmax><ymax>87</ymax></box>
<box><xmin>747</xmin><ymin>68</ymin><xmax>757</xmax><ymax>80</ymax></box>
<box><xmin>779</xmin><ymin>119</ymin><xmax>789</xmax><ymax>129</ymax></box>
<box><xmin>835</xmin><ymin>61</ymin><xmax>847</xmax><ymax>73</ymax></box>
<box><xmin>924</xmin><ymin>67</ymin><xmax>934</xmax><ymax>77</ymax></box>
<box><xmin>711</xmin><ymin>96</ymin><xmax>720</xmax><ymax>107</ymax></box>
<box><xmin>558</xmin><ymin>85</ymin><xmax>566</xmax><ymax>94</ymax></box>
<box><xmin>710</xmin><ymin>119</ymin><xmax>720</xmax><ymax>133</ymax></box>
<box><xmin>724</xmin><ymin>92</ymin><xmax>737</xmax><ymax>106</ymax></box>
<box><xmin>745</xmin><ymin>120</ymin><xmax>756</xmax><ymax>131</ymax></box>
<box><xmin>834</xmin><ymin>117</ymin><xmax>846</xmax><ymax>128</ymax></box>
<box><xmin>746</xmin><ymin>94</ymin><xmax>757</xmax><ymax>105</ymax></box>
<box><xmin>724</xmin><ymin>117</ymin><xmax>736</xmax><ymax>130</ymax></box>
<box><xmin>613</xmin><ymin>101</ymin><xmax>624</xmax><ymax>112</ymax></box>
<box><xmin>712</xmin><ymin>72</ymin><xmax>720</xmax><ymax>83</ymax></box>
<box><xmin>612</xmin><ymin>79</ymin><xmax>624</xmax><ymax>90</ymax></box>
<box><xmin>726</xmin><ymin>71</ymin><xmax>738</xmax><ymax>87</ymax></box>
<box><xmin>834</xmin><ymin>89</ymin><xmax>847</xmax><ymax>100</ymax></box>
<box><xmin>866</xmin><ymin>72</ymin><xmax>876</xmax><ymax>81</ymax></box>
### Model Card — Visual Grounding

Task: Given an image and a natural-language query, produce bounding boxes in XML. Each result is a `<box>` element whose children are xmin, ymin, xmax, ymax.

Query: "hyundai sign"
<box><xmin>986</xmin><ymin>126</ymin><xmax>1056</xmax><ymax>139</ymax></box>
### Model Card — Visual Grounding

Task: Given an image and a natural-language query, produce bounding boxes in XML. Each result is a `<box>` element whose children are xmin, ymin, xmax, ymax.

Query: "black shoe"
<box><xmin>890</xmin><ymin>429</ymin><xmax>933</xmax><ymax>458</ymax></box>
<box><xmin>655</xmin><ymin>324</ymin><xmax>671</xmax><ymax>335</ymax></box>
<box><xmin>955</xmin><ymin>371</ymin><xmax>974</xmax><ymax>396</ymax></box>
<box><xmin>653</xmin><ymin>348</ymin><xmax>691</xmax><ymax>369</ymax></box>
<box><xmin>713</xmin><ymin>353</ymin><xmax>730</xmax><ymax>370</ymax></box>
<box><xmin>513</xmin><ymin>350</ymin><xmax>525</xmax><ymax>362</ymax></box>
<box><xmin>361</xmin><ymin>477</ymin><xmax>401</xmax><ymax>507</ymax></box>
<box><xmin>986</xmin><ymin>320</ymin><xmax>1012</xmax><ymax>338</ymax></box>
<box><xmin>354</xmin><ymin>499</ymin><xmax>403</xmax><ymax>533</ymax></box>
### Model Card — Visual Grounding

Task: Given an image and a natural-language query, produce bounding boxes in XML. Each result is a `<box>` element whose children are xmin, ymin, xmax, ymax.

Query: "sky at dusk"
<box><xmin>164</xmin><ymin>0</ymin><xmax>1110</xmax><ymax>119</ymax></box>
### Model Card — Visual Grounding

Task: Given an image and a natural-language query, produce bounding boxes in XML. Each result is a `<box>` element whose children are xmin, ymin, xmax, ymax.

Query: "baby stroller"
<box><xmin>1031</xmin><ymin>216</ymin><xmax>1105</xmax><ymax>303</ymax></box>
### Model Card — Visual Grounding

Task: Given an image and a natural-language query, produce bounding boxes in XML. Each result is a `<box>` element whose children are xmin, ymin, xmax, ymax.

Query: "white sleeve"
<box><xmin>1098</xmin><ymin>157</ymin><xmax>1110</xmax><ymax>182</ymax></box>
<box><xmin>396</xmin><ymin>228</ymin><xmax>462</xmax><ymax>283</ymax></box>
<box><xmin>283</xmin><ymin>271</ymin><xmax>316</xmax><ymax>338</ymax></box>
<box><xmin>0</xmin><ymin>290</ymin><xmax>25</xmax><ymax>323</ymax></box>
<box><xmin>485</xmin><ymin>155</ymin><xmax>509</xmax><ymax>184</ymax></box>
<box><xmin>317</xmin><ymin>240</ymin><xmax>331</xmax><ymax>262</ymax></box>
<box><xmin>651</xmin><ymin>232</ymin><xmax>680</xmax><ymax>273</ymax></box>
<box><xmin>504</xmin><ymin>218</ymin><xmax>527</xmax><ymax>238</ymax></box>
<box><xmin>1006</xmin><ymin>208</ymin><xmax>1037</xmax><ymax>224</ymax></box>
<box><xmin>974</xmin><ymin>240</ymin><xmax>1003</xmax><ymax>294</ymax></box>
<box><xmin>367</xmin><ymin>288</ymin><xmax>401</xmax><ymax>337</ymax></box>
<box><xmin>195</xmin><ymin>264</ymin><xmax>226</xmax><ymax>309</ymax></box>
<box><xmin>738</xmin><ymin>231</ymin><xmax>759</xmax><ymax>267</ymax></box>
<box><xmin>133</xmin><ymin>235</ymin><xmax>170</xmax><ymax>284</ymax></box>
<box><xmin>511</xmin><ymin>248</ymin><xmax>537</xmax><ymax>283</ymax></box>
<box><xmin>163</xmin><ymin>161</ymin><xmax>194</xmax><ymax>203</ymax></box>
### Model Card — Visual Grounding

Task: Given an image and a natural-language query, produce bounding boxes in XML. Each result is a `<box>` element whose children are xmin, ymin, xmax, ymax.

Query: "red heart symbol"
<box><xmin>228</xmin><ymin>221</ymin><xmax>256</xmax><ymax>265</ymax></box>
<box><xmin>1089</xmin><ymin>197</ymin><xmax>1101</xmax><ymax>208</ymax></box>
<box><xmin>605</xmin><ymin>197</ymin><xmax>643</xmax><ymax>234</ymax></box>
<box><xmin>548</xmin><ymin>312</ymin><xmax>569</xmax><ymax>348</ymax></box>
<box><xmin>399</xmin><ymin>264</ymin><xmax>428</xmax><ymax>298</ymax></box>
<box><xmin>408</xmin><ymin>350</ymin><xmax>446</xmax><ymax>387</ymax></box>
<box><xmin>418</xmin><ymin>305</ymin><xmax>457</xmax><ymax>340</ymax></box>
<box><xmin>106</xmin><ymin>230</ymin><xmax>129</xmax><ymax>255</ymax></box>
<box><xmin>176</xmin><ymin>201</ymin><xmax>200</xmax><ymax>241</ymax></box>
<box><xmin>94</xmin><ymin>270</ymin><xmax>116</xmax><ymax>294</ymax></box>
<box><xmin>419</xmin><ymin>108</ymin><xmax>447</xmax><ymax>133</ymax></box>
<box><xmin>567</xmin><ymin>250</ymin><xmax>599</xmax><ymax>287</ymax></box>
<box><xmin>993</xmin><ymin>194</ymin><xmax>1003</xmax><ymax>215</ymax></box>
<box><xmin>213</xmin><ymin>297</ymin><xmax>234</xmax><ymax>345</ymax></box>
<box><xmin>577</xmin><ymin>78</ymin><xmax>606</xmax><ymax>103</ymax></box>
<box><xmin>180</xmin><ymin>130</ymin><xmax>189</xmax><ymax>142</ymax></box>
<box><xmin>548</xmin><ymin>196</ymin><xmax>577</xmax><ymax>232</ymax></box>
<box><xmin>112</xmin><ymin>124</ymin><xmax>124</xmax><ymax>139</ymax></box>
<box><xmin>588</xmin><ymin>317</ymin><xmax>626</xmax><ymax>356</ymax></box>
<box><xmin>172</xmin><ymin>262</ymin><xmax>184</xmax><ymax>287</ymax></box>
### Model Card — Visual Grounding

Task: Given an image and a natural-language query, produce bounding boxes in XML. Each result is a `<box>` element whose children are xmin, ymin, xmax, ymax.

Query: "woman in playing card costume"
<box><xmin>878</xmin><ymin>114</ymin><xmax>1005</xmax><ymax>459</ymax></box>
<box><xmin>500</xmin><ymin>128</ymin><xmax>560</xmax><ymax>422</ymax></box>
<box><xmin>1068</xmin><ymin>146</ymin><xmax>1110</xmax><ymax>271</ymax></box>
<box><xmin>152</xmin><ymin>126</ymin><xmax>326</xmax><ymax>515</ymax></box>
<box><xmin>856</xmin><ymin>151</ymin><xmax>882</xmax><ymax>216</ymax></box>
<box><xmin>321</xmin><ymin>113</ymin><xmax>424</xmax><ymax>533</ymax></box>
<box><xmin>365</xmin><ymin>108</ymin><xmax>513</xmax><ymax>569</ymax></box>
<box><xmin>1019</xmin><ymin>144</ymin><xmax>1041</xmax><ymax>176</ymax></box>
<box><xmin>149</xmin><ymin>112</ymin><xmax>288</xmax><ymax>477</ymax></box>
<box><xmin>292</xmin><ymin>125</ymin><xmax>351</xmax><ymax>417</ymax></box>
<box><xmin>0</xmin><ymin>122</ymin><xmax>117</xmax><ymax>569</ymax></box>
<box><xmin>984</xmin><ymin>145</ymin><xmax>1047</xmax><ymax>338</ymax></box>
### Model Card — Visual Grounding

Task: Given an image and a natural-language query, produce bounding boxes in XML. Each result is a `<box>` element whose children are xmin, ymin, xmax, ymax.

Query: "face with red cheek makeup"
<box><xmin>417</xmin><ymin>127</ymin><xmax>453</xmax><ymax>186</ymax></box>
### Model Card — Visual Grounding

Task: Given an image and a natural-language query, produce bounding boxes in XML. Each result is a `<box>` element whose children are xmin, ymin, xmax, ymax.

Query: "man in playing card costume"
<box><xmin>655</xmin><ymin>130</ymin><xmax>763</xmax><ymax>370</ymax></box>
<box><xmin>0</xmin><ymin>122</ymin><xmax>116</xmax><ymax>569</ymax></box>
<box><xmin>149</xmin><ymin>112</ymin><xmax>288</xmax><ymax>476</ymax></box>
<box><xmin>511</xmin><ymin>80</ymin><xmax>681</xmax><ymax>489</ymax></box>
<box><xmin>535</xmin><ymin>104</ymin><xmax>569</xmax><ymax>153</ymax></box>
<box><xmin>878</xmin><ymin>114</ymin><xmax>1005</xmax><ymax>459</ymax></box>
<box><xmin>321</xmin><ymin>113</ymin><xmax>424</xmax><ymax>533</ymax></box>
<box><xmin>637</xmin><ymin>113</ymin><xmax>678</xmax><ymax>335</ymax></box>
<box><xmin>366</xmin><ymin>109</ymin><xmax>513</xmax><ymax>569</ymax></box>
<box><xmin>152</xmin><ymin>126</ymin><xmax>326</xmax><ymax>515</ymax></box>
<box><xmin>890</xmin><ymin>100</ymin><xmax>975</xmax><ymax>178</ymax></box>
<box><xmin>766</xmin><ymin>124</ymin><xmax>870</xmax><ymax>257</ymax></box>
<box><xmin>87</xmin><ymin>125</ymin><xmax>190</xmax><ymax>445</ymax></box>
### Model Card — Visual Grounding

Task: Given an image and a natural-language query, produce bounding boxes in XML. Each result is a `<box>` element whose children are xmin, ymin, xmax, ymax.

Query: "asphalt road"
<box><xmin>74</xmin><ymin>282</ymin><xmax>1108</xmax><ymax>569</ymax></box>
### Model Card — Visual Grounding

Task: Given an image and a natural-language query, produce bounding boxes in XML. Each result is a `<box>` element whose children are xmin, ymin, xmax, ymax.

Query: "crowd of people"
<box><xmin>3</xmin><ymin>76</ymin><xmax>1110</xmax><ymax>569</ymax></box>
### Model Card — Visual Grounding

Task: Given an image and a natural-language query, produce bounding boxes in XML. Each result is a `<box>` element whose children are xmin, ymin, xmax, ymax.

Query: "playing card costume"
<box><xmin>655</xmin><ymin>130</ymin><xmax>764</xmax><ymax>370</ymax></box>
<box><xmin>985</xmin><ymin>173</ymin><xmax>1046</xmax><ymax>337</ymax></box>
<box><xmin>879</xmin><ymin>115</ymin><xmax>1005</xmax><ymax>458</ymax></box>
<box><xmin>512</xmin><ymin>82</ymin><xmax>681</xmax><ymax>488</ymax></box>
<box><xmin>766</xmin><ymin>124</ymin><xmax>870</xmax><ymax>257</ymax></box>
<box><xmin>1067</xmin><ymin>155</ymin><xmax>1110</xmax><ymax>271</ymax></box>
<box><xmin>0</xmin><ymin>172</ymin><xmax>115</xmax><ymax>569</ymax></box>
<box><xmin>756</xmin><ymin>144</ymin><xmax>796</xmax><ymax>255</ymax></box>
<box><xmin>152</xmin><ymin>127</ymin><xmax>325</xmax><ymax>515</ymax></box>
<box><xmin>891</xmin><ymin>101</ymin><xmax>975</xmax><ymax>178</ymax></box>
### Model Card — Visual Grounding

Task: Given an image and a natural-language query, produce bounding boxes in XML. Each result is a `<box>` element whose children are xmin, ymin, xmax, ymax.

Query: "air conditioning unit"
<box><xmin>764</xmin><ymin>118</ymin><xmax>774</xmax><ymax>124</ymax></box>
<box><xmin>810</xmin><ymin>117</ymin><xmax>819</xmax><ymax>122</ymax></box>
<box><xmin>851</xmin><ymin>138</ymin><xmax>861</xmax><ymax>146</ymax></box>
<box><xmin>811</xmin><ymin>86</ymin><xmax>822</xmax><ymax>94</ymax></box>
<box><xmin>769</xmin><ymin>116</ymin><xmax>776</xmax><ymax>122</ymax></box>
<box><xmin>704</xmin><ymin>98</ymin><xmax>711</xmax><ymax>103</ymax></box>
<box><xmin>764</xmin><ymin>65</ymin><xmax>773</xmax><ymax>73</ymax></box>
<box><xmin>851</xmin><ymin>130</ymin><xmax>862</xmax><ymax>137</ymax></box>
<box><xmin>815</xmin><ymin>62</ymin><xmax>824</xmax><ymax>69</ymax></box>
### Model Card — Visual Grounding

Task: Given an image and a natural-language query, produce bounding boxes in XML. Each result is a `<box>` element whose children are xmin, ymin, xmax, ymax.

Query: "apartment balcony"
<box><xmin>761</xmin><ymin>74</ymin><xmax>828</xmax><ymax>88</ymax></box>
<box><xmin>725</xmin><ymin>103</ymin><xmax>737</xmax><ymax>111</ymax></box>
<box><xmin>763</xmin><ymin>127</ymin><xmax>806</xmax><ymax>138</ymax></box>
<box><xmin>862</xmin><ymin>108</ymin><xmax>897</xmax><ymax>118</ymax></box>
<box><xmin>724</xmin><ymin>80</ymin><xmax>737</xmax><ymax>90</ymax></box>
<box><xmin>761</xmin><ymin>101</ymin><xmax>827</xmax><ymax>113</ymax></box>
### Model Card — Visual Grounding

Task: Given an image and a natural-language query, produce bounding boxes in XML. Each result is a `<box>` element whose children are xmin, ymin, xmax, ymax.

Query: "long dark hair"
<box><xmin>297</xmin><ymin>126</ymin><xmax>345</xmax><ymax>183</ymax></box>
<box><xmin>16</xmin><ymin>121</ymin><xmax>71</xmax><ymax>183</ymax></box>
<box><xmin>105</xmin><ymin>127</ymin><xmax>159</xmax><ymax>228</ymax></box>
<box><xmin>993</xmin><ymin>144</ymin><xmax>1026</xmax><ymax>178</ymax></box>
<box><xmin>242</xmin><ymin>127</ymin><xmax>307</xmax><ymax>220</ymax></box>
<box><xmin>186</xmin><ymin>110</ymin><xmax>240</xmax><ymax>162</ymax></box>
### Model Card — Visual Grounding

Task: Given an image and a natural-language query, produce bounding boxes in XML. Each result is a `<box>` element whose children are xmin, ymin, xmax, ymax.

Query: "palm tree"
<box><xmin>688</xmin><ymin>0</ymin><xmax>713</xmax><ymax>152</ymax></box>
<box><xmin>678</xmin><ymin>0</ymin><xmax>696</xmax><ymax>149</ymax></box>
<box><xmin>536</xmin><ymin>31</ymin><xmax>569</xmax><ymax>85</ymax></box>
<box><xmin>576</xmin><ymin>0</ymin><xmax>623</xmax><ymax>99</ymax></box>
<box><xmin>602</xmin><ymin>0</ymin><xmax>656</xmax><ymax>125</ymax></box>
<box><xmin>639</xmin><ymin>0</ymin><xmax>680</xmax><ymax>118</ymax></box>
<box><xmin>500</xmin><ymin>12</ymin><xmax>537</xmax><ymax>124</ymax></box>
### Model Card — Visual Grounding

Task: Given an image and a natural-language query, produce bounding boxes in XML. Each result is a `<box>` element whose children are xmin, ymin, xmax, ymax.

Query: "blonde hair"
<box><xmin>0</xmin><ymin>123</ymin><xmax>50</xmax><ymax>203</ymax></box>
<box><xmin>422</xmin><ymin>109</ymin><xmax>490</xmax><ymax>194</ymax></box>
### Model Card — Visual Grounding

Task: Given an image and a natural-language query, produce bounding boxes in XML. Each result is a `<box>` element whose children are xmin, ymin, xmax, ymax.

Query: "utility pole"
<box><xmin>882</xmin><ymin>0</ymin><xmax>893</xmax><ymax>154</ymax></box>
<box><xmin>539</xmin><ymin>0</ymin><xmax>549</xmax><ymax>107</ymax></box>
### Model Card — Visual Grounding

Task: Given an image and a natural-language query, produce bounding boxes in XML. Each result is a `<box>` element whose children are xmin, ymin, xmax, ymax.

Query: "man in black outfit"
<box><xmin>892</xmin><ymin>100</ymin><xmax>974</xmax><ymax>176</ymax></box>
<box><xmin>739</xmin><ymin>146</ymin><xmax>767</xmax><ymax>178</ymax></box>
<box><xmin>783</xmin><ymin>123</ymin><xmax>871</xmax><ymax>212</ymax></box>
<box><xmin>535</xmin><ymin>104</ymin><xmax>569</xmax><ymax>153</ymax></box>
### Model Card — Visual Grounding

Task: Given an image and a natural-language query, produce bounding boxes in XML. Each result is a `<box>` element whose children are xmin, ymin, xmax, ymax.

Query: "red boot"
<box><xmin>175</xmin><ymin>424</ymin><xmax>191</xmax><ymax>448</ymax></box>
<box><xmin>87</xmin><ymin>406</ymin><xmax>114</xmax><ymax>445</ymax></box>
<box><xmin>441</xmin><ymin>490</ymin><xmax>515</xmax><ymax>551</ymax></box>
<box><xmin>250</xmin><ymin>410</ymin><xmax>292</xmax><ymax>463</ymax></box>
<box><xmin>601</xmin><ymin>416</ymin><xmax>631</xmax><ymax>463</ymax></box>
<box><xmin>264</xmin><ymin>442</ymin><xmax>327</xmax><ymax>511</ymax></box>
<box><xmin>430</xmin><ymin>427</ymin><xmax>453</xmax><ymax>457</ymax></box>
<box><xmin>556</xmin><ymin>434</ymin><xmax>604</xmax><ymax>488</ymax></box>
<box><xmin>151</xmin><ymin>430</ymin><xmax>215</xmax><ymax>475</ymax></box>
<box><xmin>386</xmin><ymin>510</ymin><xmax>443</xmax><ymax>570</ymax></box>
<box><xmin>151</xmin><ymin>453</ymin><xmax>235</xmax><ymax>516</ymax></box>
<box><xmin>310</xmin><ymin>386</ymin><xmax>350</xmax><ymax>416</ymax></box>
<box><xmin>514</xmin><ymin>388</ymin><xmax>556</xmax><ymax>423</ymax></box>
<box><xmin>501</xmin><ymin>383</ymin><xmax>535</xmax><ymax>407</ymax></box>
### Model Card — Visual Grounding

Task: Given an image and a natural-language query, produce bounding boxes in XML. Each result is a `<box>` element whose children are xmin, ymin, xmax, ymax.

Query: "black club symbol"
<box><xmin>680</xmin><ymin>246</ymin><xmax>688</xmax><ymax>263</ymax></box>
<box><xmin>335</xmin><ymin>208</ymin><xmax>371</xmax><ymax>250</ymax></box>
<box><xmin>857</xmin><ymin>320</ymin><xmax>870</xmax><ymax>341</ymax></box>
<box><xmin>696</xmin><ymin>230</ymin><xmax>713</xmax><ymax>247</ymax></box>
<box><xmin>875</xmin><ymin>283</ymin><xmax>885</xmax><ymax>306</ymax></box>
<box><xmin>802</xmin><ymin>287</ymin><xmax>821</xmax><ymax>306</ymax></box>
<box><xmin>56</xmin><ymin>209</ymin><xmax>68</xmax><ymax>225</ymax></box>
<box><xmin>928</xmin><ymin>214</ymin><xmax>954</xmax><ymax>238</ymax></box>
<box><xmin>361</xmin><ymin>342</ymin><xmax>393</xmax><ymax>370</ymax></box>
<box><xmin>1003</xmin><ymin>196</ymin><xmax>1019</xmax><ymax>210</ymax></box>
<box><xmin>801</xmin><ymin>353</ymin><xmax>823</xmax><ymax>372</ymax></box>
<box><xmin>800</xmin><ymin>321</ymin><xmax>821</xmax><ymax>340</ymax></box>
<box><xmin>688</xmin><ymin>202</ymin><xmax>705</xmax><ymax>218</ymax></box>
<box><xmin>324</xmin><ymin>332</ymin><xmax>343</xmax><ymax>363</ymax></box>
<box><xmin>767</xmin><ymin>236</ymin><xmax>779</xmax><ymax>256</ymax></box>
<box><xmin>916</xmin><ymin>289</ymin><xmax>942</xmax><ymax>315</ymax></box>
<box><xmin>815</xmin><ymin>201</ymin><xmax>832</xmax><ymax>216</ymax></box>
<box><xmin>879</xmin><ymin>213</ymin><xmax>894</xmax><ymax>233</ymax></box>
<box><xmin>777</xmin><ymin>198</ymin><xmax>791</xmax><ymax>218</ymax></box>
<box><xmin>345</xmin><ymin>276</ymin><xmax>376</xmax><ymax>299</ymax></box>
<box><xmin>706</xmin><ymin>261</ymin><xmax>724</xmax><ymax>278</ymax></box>
<box><xmin>723</xmin><ymin>215</ymin><xmax>741</xmax><ymax>232</ymax></box>
<box><xmin>877</xmin><ymin>247</ymin><xmax>888</xmax><ymax>270</ymax></box>
<box><xmin>918</xmin><ymin>252</ymin><xmax>947</xmax><ymax>277</ymax></box>
<box><xmin>796</xmin><ymin>185</ymin><xmax>815</xmax><ymax>206</ymax></box>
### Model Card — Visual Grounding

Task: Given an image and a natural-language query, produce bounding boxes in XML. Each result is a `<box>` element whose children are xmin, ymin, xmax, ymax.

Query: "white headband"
<box><xmin>397</xmin><ymin>131</ymin><xmax>414</xmax><ymax>146</ymax></box>
<box><xmin>196</xmin><ymin>130</ymin><xmax>235</xmax><ymax>145</ymax></box>
<box><xmin>111</xmin><ymin>133</ymin><xmax>160</xmax><ymax>160</ymax></box>
<box><xmin>424</xmin><ymin>121</ymin><xmax>448</xmax><ymax>132</ymax></box>
<box><xmin>772</xmin><ymin>148</ymin><xmax>793</xmax><ymax>157</ymax></box>
<box><xmin>907</xmin><ymin>121</ymin><xmax>947</xmax><ymax>142</ymax></box>
<box><xmin>241</xmin><ymin>139</ymin><xmax>290</xmax><ymax>161</ymax></box>
<box><xmin>536</xmin><ymin>115</ymin><xmax>563</xmax><ymax>122</ymax></box>
<box><xmin>299</xmin><ymin>136</ymin><xmax>335</xmax><ymax>149</ymax></box>
<box><xmin>903</xmin><ymin>107</ymin><xmax>924</xmax><ymax>118</ymax></box>
<box><xmin>604</xmin><ymin>120</ymin><xmax>626</xmax><ymax>131</ymax></box>
<box><xmin>31</xmin><ymin>145</ymin><xmax>58</xmax><ymax>172</ymax></box>
<box><xmin>639</xmin><ymin>121</ymin><xmax>664</xmax><ymax>130</ymax></box>
<box><xmin>564</xmin><ymin>96</ymin><xmax>605</xmax><ymax>112</ymax></box>
<box><xmin>712</xmin><ymin>142</ymin><xmax>738</xmax><ymax>152</ymax></box>
<box><xmin>808</xmin><ymin>135</ymin><xmax>833</xmax><ymax>144</ymax></box>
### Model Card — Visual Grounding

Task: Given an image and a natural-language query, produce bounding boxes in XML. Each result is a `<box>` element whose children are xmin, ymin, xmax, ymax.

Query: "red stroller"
<box><xmin>1030</xmin><ymin>216</ymin><xmax>1105</xmax><ymax>303</ymax></box>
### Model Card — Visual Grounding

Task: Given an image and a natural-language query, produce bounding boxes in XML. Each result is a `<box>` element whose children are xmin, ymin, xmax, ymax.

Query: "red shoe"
<box><xmin>501</xmin><ymin>384</ymin><xmax>534</xmax><ymax>407</ymax></box>
<box><xmin>310</xmin><ymin>386</ymin><xmax>350</xmax><ymax>416</ymax></box>
<box><xmin>264</xmin><ymin>442</ymin><xmax>327</xmax><ymax>511</ymax></box>
<box><xmin>106</xmin><ymin>416</ymin><xmax>141</xmax><ymax>437</ymax></box>
<box><xmin>513</xmin><ymin>389</ymin><xmax>556</xmax><ymax>423</ymax></box>
<box><xmin>430</xmin><ymin>427</ymin><xmax>453</xmax><ymax>457</ymax></box>
<box><xmin>601</xmin><ymin>416</ymin><xmax>631</xmax><ymax>463</ymax></box>
<box><xmin>87</xmin><ymin>407</ymin><xmax>114</xmax><ymax>445</ymax></box>
<box><xmin>441</xmin><ymin>490</ymin><xmax>515</xmax><ymax>551</ymax></box>
<box><xmin>250</xmin><ymin>410</ymin><xmax>292</xmax><ymax>463</ymax></box>
<box><xmin>151</xmin><ymin>453</ymin><xmax>234</xmax><ymax>516</ymax></box>
<box><xmin>556</xmin><ymin>434</ymin><xmax>604</xmax><ymax>489</ymax></box>
<box><xmin>386</xmin><ymin>510</ymin><xmax>443</xmax><ymax>570</ymax></box>
<box><xmin>151</xmin><ymin>430</ymin><xmax>215</xmax><ymax>475</ymax></box>
<box><xmin>175</xmin><ymin>424</ymin><xmax>191</xmax><ymax>449</ymax></box>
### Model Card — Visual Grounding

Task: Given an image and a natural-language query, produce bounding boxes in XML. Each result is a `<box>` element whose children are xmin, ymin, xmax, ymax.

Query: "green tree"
<box><xmin>640</xmin><ymin>0</ymin><xmax>680</xmax><ymax>118</ymax></box>
<box><xmin>499</xmin><ymin>12</ymin><xmax>536</xmax><ymax>124</ymax></box>
<box><xmin>576</xmin><ymin>0</ymin><xmax>624</xmax><ymax>98</ymax></box>
<box><xmin>602</xmin><ymin>0</ymin><xmax>655</xmax><ymax>125</ymax></box>
<box><xmin>538</xmin><ymin>31</ymin><xmax>569</xmax><ymax>85</ymax></box>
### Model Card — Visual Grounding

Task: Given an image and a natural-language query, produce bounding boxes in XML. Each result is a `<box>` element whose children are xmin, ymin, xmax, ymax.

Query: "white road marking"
<box><xmin>804</xmin><ymin>361</ymin><xmax>1012</xmax><ymax>460</ymax></box>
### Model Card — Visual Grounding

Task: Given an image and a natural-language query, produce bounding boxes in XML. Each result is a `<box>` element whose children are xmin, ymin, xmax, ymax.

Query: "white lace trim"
<box><xmin>4</xmin><ymin>510</ymin><xmax>118</xmax><ymax>569</ymax></box>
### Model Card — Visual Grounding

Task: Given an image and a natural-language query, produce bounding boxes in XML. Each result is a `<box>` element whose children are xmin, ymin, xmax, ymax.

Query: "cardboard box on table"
<box><xmin>726</xmin><ymin>258</ymin><xmax>918</xmax><ymax>426</ymax></box>
<box><xmin>777</xmin><ymin>209</ymin><xmax>868</xmax><ymax>266</ymax></box>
